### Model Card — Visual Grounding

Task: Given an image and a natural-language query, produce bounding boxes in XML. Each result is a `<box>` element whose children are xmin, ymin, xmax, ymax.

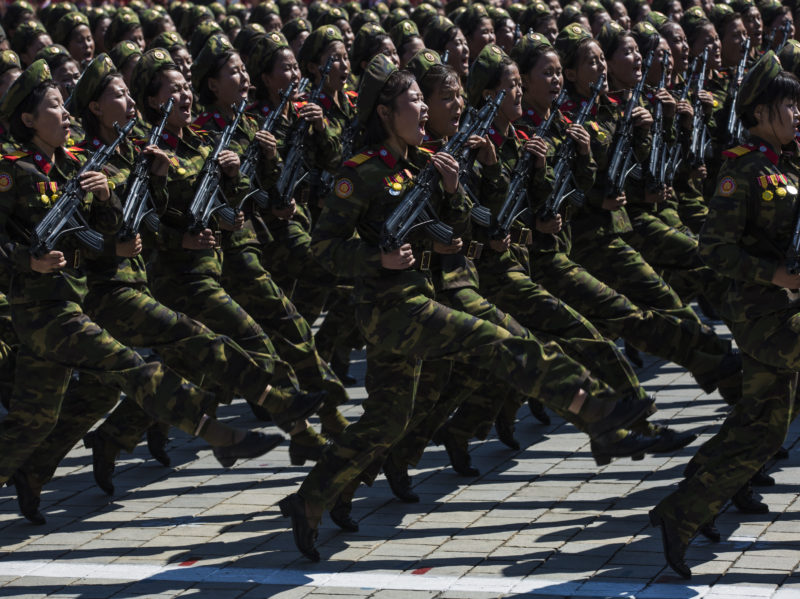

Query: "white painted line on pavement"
<box><xmin>1</xmin><ymin>560</ymin><xmax>799</xmax><ymax>598</ymax></box>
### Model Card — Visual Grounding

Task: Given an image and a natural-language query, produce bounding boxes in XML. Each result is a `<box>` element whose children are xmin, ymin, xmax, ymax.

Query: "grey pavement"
<box><xmin>1</xmin><ymin>316</ymin><xmax>800</xmax><ymax>598</ymax></box>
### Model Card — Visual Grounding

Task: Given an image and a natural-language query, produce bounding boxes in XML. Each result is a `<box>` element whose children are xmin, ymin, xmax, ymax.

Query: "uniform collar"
<box><xmin>748</xmin><ymin>135</ymin><xmax>780</xmax><ymax>166</ymax></box>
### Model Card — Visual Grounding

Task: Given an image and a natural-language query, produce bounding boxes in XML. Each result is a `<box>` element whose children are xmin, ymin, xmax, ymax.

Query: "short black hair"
<box><xmin>79</xmin><ymin>73</ymin><xmax>123</xmax><ymax>140</ymax></box>
<box><xmin>363</xmin><ymin>69</ymin><xmax>416</xmax><ymax>146</ymax></box>
<box><xmin>196</xmin><ymin>50</ymin><xmax>235</xmax><ymax>107</ymax></box>
<box><xmin>740</xmin><ymin>70</ymin><xmax>800</xmax><ymax>128</ymax></box>
<box><xmin>10</xmin><ymin>80</ymin><xmax>59</xmax><ymax>143</ymax></box>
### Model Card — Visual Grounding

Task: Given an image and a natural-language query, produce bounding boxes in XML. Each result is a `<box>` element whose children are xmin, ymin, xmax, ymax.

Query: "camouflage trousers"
<box><xmin>0</xmin><ymin>299</ymin><xmax>217</xmax><ymax>485</ymax></box>
<box><xmin>0</xmin><ymin>293</ymin><xmax>17</xmax><ymax>407</ymax></box>
<box><xmin>653</xmin><ymin>309</ymin><xmax>798</xmax><ymax>545</ymax></box>
<box><xmin>298</xmin><ymin>292</ymin><xmax>617</xmax><ymax>510</ymax></box>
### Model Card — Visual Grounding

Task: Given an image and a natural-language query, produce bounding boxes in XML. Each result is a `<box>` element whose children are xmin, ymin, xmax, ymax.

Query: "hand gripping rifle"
<box><xmin>687</xmin><ymin>47</ymin><xmax>710</xmax><ymax>169</ymax></box>
<box><xmin>493</xmin><ymin>87</ymin><xmax>567</xmax><ymax>237</ymax></box>
<box><xmin>604</xmin><ymin>49</ymin><xmax>654</xmax><ymax>198</ymax></box>
<box><xmin>663</xmin><ymin>55</ymin><xmax>699</xmax><ymax>186</ymax></box>
<box><xmin>777</xmin><ymin>20</ymin><xmax>793</xmax><ymax>53</ymax></box>
<box><xmin>273</xmin><ymin>56</ymin><xmax>334</xmax><ymax>209</ymax></box>
<box><xmin>540</xmin><ymin>74</ymin><xmax>604</xmax><ymax>220</ymax></box>
<box><xmin>319</xmin><ymin>113</ymin><xmax>359</xmax><ymax>199</ymax></box>
<box><xmin>645</xmin><ymin>51</ymin><xmax>670</xmax><ymax>192</ymax></box>
<box><xmin>29</xmin><ymin>118</ymin><xmax>135</xmax><ymax>257</ymax></box>
<box><xmin>187</xmin><ymin>98</ymin><xmax>247</xmax><ymax>232</ymax></box>
<box><xmin>117</xmin><ymin>98</ymin><xmax>173</xmax><ymax>240</ymax></box>
<box><xmin>238</xmin><ymin>79</ymin><xmax>300</xmax><ymax>210</ymax></box>
<box><xmin>722</xmin><ymin>36</ymin><xmax>751</xmax><ymax>148</ymax></box>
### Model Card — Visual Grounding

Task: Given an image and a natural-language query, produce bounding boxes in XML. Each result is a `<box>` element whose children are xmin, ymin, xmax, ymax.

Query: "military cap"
<box><xmin>444</xmin><ymin>0</ymin><xmax>467</xmax><ymax>17</ymax></box>
<box><xmin>169</xmin><ymin>2</ymin><xmax>191</xmax><ymax>30</ymax></box>
<box><xmin>3</xmin><ymin>2</ymin><xmax>35</xmax><ymax>32</ymax></box>
<box><xmin>298</xmin><ymin>25</ymin><xmax>344</xmax><ymax>70</ymax></box>
<box><xmin>411</xmin><ymin>3</ymin><xmax>438</xmax><ymax>30</ymax></box>
<box><xmin>422</xmin><ymin>16</ymin><xmax>458</xmax><ymax>53</ymax></box>
<box><xmin>282</xmin><ymin>18</ymin><xmax>311</xmax><ymax>44</ymax></box>
<box><xmin>554</xmin><ymin>23</ymin><xmax>593</xmax><ymax>69</ymax></box>
<box><xmin>192</xmin><ymin>33</ymin><xmax>235</xmax><ymax>90</ymax></box>
<box><xmin>645</xmin><ymin>11</ymin><xmax>669</xmax><ymax>31</ymax></box>
<box><xmin>581</xmin><ymin>0</ymin><xmax>608</xmax><ymax>20</ymax></box>
<box><xmin>597</xmin><ymin>20</ymin><xmax>628</xmax><ymax>57</ymax></box>
<box><xmin>130</xmin><ymin>47</ymin><xmax>175</xmax><ymax>112</ymax></box>
<box><xmin>390</xmin><ymin>20</ymin><xmax>420</xmax><ymax>50</ymax></box>
<box><xmin>373</xmin><ymin>2</ymin><xmax>391</xmax><ymax>19</ymax></box>
<box><xmin>708</xmin><ymin>4</ymin><xmax>736</xmax><ymax>31</ymax></box>
<box><xmin>150</xmin><ymin>31</ymin><xmax>185</xmax><ymax>52</ymax></box>
<box><xmin>314</xmin><ymin>6</ymin><xmax>349</xmax><ymax>29</ymax></box>
<box><xmin>0</xmin><ymin>49</ymin><xmax>21</xmax><ymax>76</ymax></box>
<box><xmin>70</xmin><ymin>53</ymin><xmax>116</xmax><ymax>115</ymax></box>
<box><xmin>681</xmin><ymin>6</ymin><xmax>710</xmax><ymax>41</ymax></box>
<box><xmin>109</xmin><ymin>39</ymin><xmax>143</xmax><ymax>70</ymax></box>
<box><xmin>448</xmin><ymin>6</ymin><xmax>468</xmax><ymax>27</ymax></box>
<box><xmin>209</xmin><ymin>2</ymin><xmax>227</xmax><ymax>20</ymax></box>
<box><xmin>779</xmin><ymin>39</ymin><xmax>800</xmax><ymax>76</ymax></box>
<box><xmin>276</xmin><ymin>0</ymin><xmax>301</xmax><ymax>20</ymax></box>
<box><xmin>624</xmin><ymin>0</ymin><xmax>649</xmax><ymax>20</ymax></box>
<box><xmin>357</xmin><ymin>53</ymin><xmax>398</xmax><ymax>121</ymax></box>
<box><xmin>179</xmin><ymin>4</ymin><xmax>214</xmax><ymax>38</ymax></box>
<box><xmin>41</xmin><ymin>1</ymin><xmax>77</xmax><ymax>33</ymax></box>
<box><xmin>739</xmin><ymin>50</ymin><xmax>783</xmax><ymax>113</ymax></box>
<box><xmin>729</xmin><ymin>0</ymin><xmax>756</xmax><ymax>14</ymax></box>
<box><xmin>352</xmin><ymin>22</ymin><xmax>387</xmax><ymax>72</ymax></box>
<box><xmin>247</xmin><ymin>30</ymin><xmax>288</xmax><ymax>75</ymax></box>
<box><xmin>467</xmin><ymin>43</ymin><xmax>509</xmax><ymax>106</ymax></box>
<box><xmin>105</xmin><ymin>8</ymin><xmax>141</xmax><ymax>48</ymax></box>
<box><xmin>520</xmin><ymin>2</ymin><xmax>553</xmax><ymax>33</ymax></box>
<box><xmin>631</xmin><ymin>20</ymin><xmax>659</xmax><ymax>55</ymax></box>
<box><xmin>221</xmin><ymin>15</ymin><xmax>241</xmax><ymax>35</ymax></box>
<box><xmin>351</xmin><ymin>10</ymin><xmax>381</xmax><ymax>34</ymax></box>
<box><xmin>189</xmin><ymin>20</ymin><xmax>224</xmax><ymax>59</ymax></box>
<box><xmin>228</xmin><ymin>3</ymin><xmax>249</xmax><ymax>21</ymax></box>
<box><xmin>342</xmin><ymin>1</ymin><xmax>362</xmax><ymax>18</ymax></box>
<box><xmin>52</xmin><ymin>11</ymin><xmax>89</xmax><ymax>47</ymax></box>
<box><xmin>127</xmin><ymin>0</ymin><xmax>148</xmax><ymax>17</ymax></box>
<box><xmin>383</xmin><ymin>9</ymin><xmax>412</xmax><ymax>32</ymax></box>
<box><xmin>761</xmin><ymin>1</ymin><xmax>788</xmax><ymax>28</ymax></box>
<box><xmin>233</xmin><ymin>23</ymin><xmax>266</xmax><ymax>53</ymax></box>
<box><xmin>391</xmin><ymin>0</ymin><xmax>412</xmax><ymax>11</ymax></box>
<box><xmin>0</xmin><ymin>58</ymin><xmax>51</xmax><ymax>120</ymax></box>
<box><xmin>11</xmin><ymin>19</ymin><xmax>47</xmax><ymax>54</ymax></box>
<box><xmin>510</xmin><ymin>31</ymin><xmax>553</xmax><ymax>68</ymax></box>
<box><xmin>140</xmin><ymin>8</ymin><xmax>166</xmax><ymax>39</ymax></box>
<box><xmin>249</xmin><ymin>1</ymin><xmax>280</xmax><ymax>27</ymax></box>
<box><xmin>557</xmin><ymin>5</ymin><xmax>584</xmax><ymax>29</ymax></box>
<box><xmin>405</xmin><ymin>47</ymin><xmax>441</xmax><ymax>81</ymax></box>
<box><xmin>34</xmin><ymin>43</ymin><xmax>68</xmax><ymax>62</ymax></box>
<box><xmin>507</xmin><ymin>3</ymin><xmax>526</xmax><ymax>23</ymax></box>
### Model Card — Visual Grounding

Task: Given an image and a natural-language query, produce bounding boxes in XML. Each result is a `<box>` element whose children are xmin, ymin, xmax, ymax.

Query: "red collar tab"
<box><xmin>160</xmin><ymin>130</ymin><xmax>180</xmax><ymax>150</ymax></box>
<box><xmin>525</xmin><ymin>108</ymin><xmax>543</xmax><ymax>127</ymax></box>
<box><xmin>376</xmin><ymin>146</ymin><xmax>397</xmax><ymax>169</ymax></box>
<box><xmin>487</xmin><ymin>127</ymin><xmax>505</xmax><ymax>146</ymax></box>
<box><xmin>755</xmin><ymin>142</ymin><xmax>779</xmax><ymax>165</ymax></box>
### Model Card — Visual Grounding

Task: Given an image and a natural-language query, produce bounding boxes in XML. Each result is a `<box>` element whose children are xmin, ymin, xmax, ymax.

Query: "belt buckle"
<box><xmin>466</xmin><ymin>240</ymin><xmax>483</xmax><ymax>260</ymax></box>
<box><xmin>73</xmin><ymin>249</ymin><xmax>80</xmax><ymax>269</ymax></box>
<box><xmin>520</xmin><ymin>227</ymin><xmax>532</xmax><ymax>245</ymax></box>
<box><xmin>419</xmin><ymin>250</ymin><xmax>431</xmax><ymax>271</ymax></box>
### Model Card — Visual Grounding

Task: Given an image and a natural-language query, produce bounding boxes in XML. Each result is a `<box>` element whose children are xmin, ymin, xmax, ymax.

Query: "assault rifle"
<box><xmin>645</xmin><ymin>51</ymin><xmax>670</xmax><ymax>192</ymax></box>
<box><xmin>117</xmin><ymin>98</ymin><xmax>173</xmax><ymax>240</ymax></box>
<box><xmin>721</xmin><ymin>37</ymin><xmax>751</xmax><ymax>148</ymax></box>
<box><xmin>777</xmin><ymin>20</ymin><xmax>793</xmax><ymax>52</ymax></box>
<box><xmin>273</xmin><ymin>56</ymin><xmax>334</xmax><ymax>209</ymax></box>
<box><xmin>605</xmin><ymin>49</ymin><xmax>654</xmax><ymax>198</ymax></box>
<box><xmin>663</xmin><ymin>55</ymin><xmax>699</xmax><ymax>186</ymax></box>
<box><xmin>540</xmin><ymin>74</ymin><xmax>604</xmax><ymax>220</ymax></box>
<box><xmin>687</xmin><ymin>47</ymin><xmax>710</xmax><ymax>168</ymax></box>
<box><xmin>187</xmin><ymin>98</ymin><xmax>247</xmax><ymax>232</ymax></box>
<box><xmin>319</xmin><ymin>114</ymin><xmax>359</xmax><ymax>199</ymax></box>
<box><xmin>239</xmin><ymin>80</ymin><xmax>300</xmax><ymax>209</ymax></box>
<box><xmin>493</xmin><ymin>87</ymin><xmax>567</xmax><ymax>237</ymax></box>
<box><xmin>29</xmin><ymin>118</ymin><xmax>136</xmax><ymax>257</ymax></box>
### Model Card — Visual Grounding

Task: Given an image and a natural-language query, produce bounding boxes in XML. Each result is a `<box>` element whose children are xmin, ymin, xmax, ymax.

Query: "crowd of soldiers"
<box><xmin>0</xmin><ymin>0</ymin><xmax>798</xmax><ymax>582</ymax></box>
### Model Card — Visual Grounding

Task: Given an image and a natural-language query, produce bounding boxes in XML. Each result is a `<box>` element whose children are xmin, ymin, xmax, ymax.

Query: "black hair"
<box><xmin>141</xmin><ymin>63</ymin><xmax>180</xmax><ymax>124</ymax></box>
<box><xmin>253</xmin><ymin>46</ymin><xmax>294</xmax><ymax>100</ymax></box>
<box><xmin>482</xmin><ymin>54</ymin><xmax>515</xmax><ymax>102</ymax></box>
<box><xmin>44</xmin><ymin>52</ymin><xmax>77</xmax><ymax>74</ymax></box>
<box><xmin>80</xmin><ymin>72</ymin><xmax>124</xmax><ymax>139</ymax></box>
<box><xmin>418</xmin><ymin>63</ymin><xmax>459</xmax><ymax>99</ymax></box>
<box><xmin>515</xmin><ymin>44</ymin><xmax>558</xmax><ymax>77</ymax></box>
<box><xmin>196</xmin><ymin>50</ymin><xmax>235</xmax><ymax>106</ymax></box>
<box><xmin>740</xmin><ymin>70</ymin><xmax>800</xmax><ymax>128</ymax></box>
<box><xmin>422</xmin><ymin>24</ymin><xmax>459</xmax><ymax>54</ymax></box>
<box><xmin>354</xmin><ymin>33</ymin><xmax>391</xmax><ymax>76</ymax></box>
<box><xmin>363</xmin><ymin>69</ymin><xmax>416</xmax><ymax>146</ymax></box>
<box><xmin>9</xmin><ymin>80</ymin><xmax>59</xmax><ymax>143</ymax></box>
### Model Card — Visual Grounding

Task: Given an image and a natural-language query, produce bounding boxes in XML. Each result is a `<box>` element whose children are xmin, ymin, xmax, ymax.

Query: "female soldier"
<box><xmin>650</xmin><ymin>53</ymin><xmax>800</xmax><ymax>581</ymax></box>
<box><xmin>422</xmin><ymin>16</ymin><xmax>470</xmax><ymax>85</ymax></box>
<box><xmin>279</xmin><ymin>54</ymin><xmax>660</xmax><ymax>562</ymax></box>
<box><xmin>0</xmin><ymin>60</ymin><xmax>283</xmax><ymax>524</ymax></box>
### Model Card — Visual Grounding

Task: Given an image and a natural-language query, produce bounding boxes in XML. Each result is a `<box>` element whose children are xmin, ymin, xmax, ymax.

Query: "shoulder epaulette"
<box><xmin>193</xmin><ymin>112</ymin><xmax>213</xmax><ymax>127</ymax></box>
<box><xmin>2</xmin><ymin>150</ymin><xmax>30</xmax><ymax>161</ymax></box>
<box><xmin>343</xmin><ymin>150</ymin><xmax>377</xmax><ymax>167</ymax></box>
<box><xmin>722</xmin><ymin>144</ymin><xmax>754</xmax><ymax>159</ymax></box>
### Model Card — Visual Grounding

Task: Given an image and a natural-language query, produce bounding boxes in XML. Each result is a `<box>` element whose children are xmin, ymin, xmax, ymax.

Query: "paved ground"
<box><xmin>1</xmin><ymin>318</ymin><xmax>800</xmax><ymax>599</ymax></box>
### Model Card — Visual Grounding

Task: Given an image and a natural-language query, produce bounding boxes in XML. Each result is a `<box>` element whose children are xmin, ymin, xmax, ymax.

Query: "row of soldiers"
<box><xmin>0</xmin><ymin>0</ymin><xmax>797</xmax><ymax>580</ymax></box>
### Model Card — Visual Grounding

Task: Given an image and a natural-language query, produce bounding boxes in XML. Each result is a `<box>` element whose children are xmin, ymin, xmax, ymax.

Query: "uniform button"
<box><xmin>177</xmin><ymin>167</ymin><xmax>186</xmax><ymax>175</ymax></box>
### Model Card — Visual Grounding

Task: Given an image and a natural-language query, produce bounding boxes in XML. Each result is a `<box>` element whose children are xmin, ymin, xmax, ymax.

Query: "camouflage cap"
<box><xmin>520</xmin><ymin>2</ymin><xmax>553</xmax><ymax>33</ymax></box>
<box><xmin>106</xmin><ymin>7</ymin><xmax>141</xmax><ymax>43</ymax></box>
<box><xmin>729</xmin><ymin>0</ymin><xmax>756</xmax><ymax>14</ymax></box>
<box><xmin>373</xmin><ymin>2</ymin><xmax>390</xmax><ymax>19</ymax></box>
<box><xmin>4</xmin><ymin>2</ymin><xmax>35</xmax><ymax>31</ymax></box>
<box><xmin>140</xmin><ymin>8</ymin><xmax>166</xmax><ymax>37</ymax></box>
<box><xmin>708</xmin><ymin>3</ymin><xmax>736</xmax><ymax>31</ymax></box>
<box><xmin>109</xmin><ymin>39</ymin><xmax>143</xmax><ymax>70</ymax></box>
<box><xmin>247</xmin><ymin>30</ymin><xmax>288</xmax><ymax>75</ymax></box>
<box><xmin>11</xmin><ymin>19</ymin><xmax>47</xmax><ymax>54</ymax></box>
<box><xmin>405</xmin><ymin>47</ymin><xmax>441</xmax><ymax>82</ymax></box>
<box><xmin>130</xmin><ymin>47</ymin><xmax>176</xmax><ymax>112</ymax></box>
<box><xmin>631</xmin><ymin>20</ymin><xmax>659</xmax><ymax>55</ymax></box>
<box><xmin>581</xmin><ymin>0</ymin><xmax>608</xmax><ymax>20</ymax></box>
<box><xmin>507</xmin><ymin>3</ymin><xmax>526</xmax><ymax>23</ymax></box>
<box><xmin>209</xmin><ymin>2</ymin><xmax>227</xmax><ymax>19</ymax></box>
<box><xmin>422</xmin><ymin>15</ymin><xmax>457</xmax><ymax>53</ymax></box>
<box><xmin>454</xmin><ymin>3</ymin><xmax>489</xmax><ymax>34</ymax></box>
<box><xmin>351</xmin><ymin>10</ymin><xmax>381</xmax><ymax>34</ymax></box>
<box><xmin>249</xmin><ymin>1</ymin><xmax>280</xmax><ymax>26</ymax></box>
<box><xmin>357</xmin><ymin>52</ymin><xmax>398</xmax><ymax>121</ymax></box>
<box><xmin>314</xmin><ymin>6</ymin><xmax>349</xmax><ymax>29</ymax></box>
<box><xmin>192</xmin><ymin>33</ymin><xmax>235</xmax><ymax>90</ymax></box>
<box><xmin>383</xmin><ymin>8</ymin><xmax>411</xmax><ymax>32</ymax></box>
<box><xmin>510</xmin><ymin>31</ymin><xmax>554</xmax><ymax>68</ymax></box>
<box><xmin>680</xmin><ymin>6</ymin><xmax>709</xmax><ymax>41</ymax></box>
<box><xmin>352</xmin><ymin>22</ymin><xmax>387</xmax><ymax>73</ymax></box>
<box><xmin>597</xmin><ymin>20</ymin><xmax>627</xmax><ymax>58</ymax></box>
<box><xmin>739</xmin><ymin>50</ymin><xmax>782</xmax><ymax>113</ymax></box>
<box><xmin>411</xmin><ymin>3</ymin><xmax>439</xmax><ymax>30</ymax></box>
<box><xmin>487</xmin><ymin>6</ymin><xmax>511</xmax><ymax>23</ymax></box>
<box><xmin>34</xmin><ymin>43</ymin><xmax>73</xmax><ymax>72</ymax></box>
<box><xmin>52</xmin><ymin>11</ymin><xmax>89</xmax><ymax>46</ymax></box>
<box><xmin>189</xmin><ymin>20</ymin><xmax>224</xmax><ymax>59</ymax></box>
<box><xmin>233</xmin><ymin>23</ymin><xmax>266</xmax><ymax>53</ymax></box>
<box><xmin>0</xmin><ymin>49</ymin><xmax>21</xmax><ymax>76</ymax></box>
<box><xmin>227</xmin><ymin>2</ymin><xmax>249</xmax><ymax>19</ymax></box>
<box><xmin>127</xmin><ymin>0</ymin><xmax>148</xmax><ymax>16</ymax></box>
<box><xmin>761</xmin><ymin>0</ymin><xmax>787</xmax><ymax>28</ymax></box>
<box><xmin>179</xmin><ymin>4</ymin><xmax>214</xmax><ymax>37</ymax></box>
<box><xmin>282</xmin><ymin>17</ymin><xmax>312</xmax><ymax>43</ymax></box>
<box><xmin>70</xmin><ymin>53</ymin><xmax>117</xmax><ymax>115</ymax></box>
<box><xmin>343</xmin><ymin>1</ymin><xmax>363</xmax><ymax>18</ymax></box>
<box><xmin>779</xmin><ymin>39</ymin><xmax>800</xmax><ymax>77</ymax></box>
<box><xmin>554</xmin><ymin>22</ymin><xmax>593</xmax><ymax>69</ymax></box>
<box><xmin>466</xmin><ymin>43</ymin><xmax>508</xmax><ymax>106</ymax></box>
<box><xmin>298</xmin><ymin>25</ymin><xmax>344</xmax><ymax>70</ymax></box>
<box><xmin>390</xmin><ymin>19</ymin><xmax>420</xmax><ymax>49</ymax></box>
<box><xmin>0</xmin><ymin>58</ymin><xmax>51</xmax><ymax>120</ymax></box>
<box><xmin>41</xmin><ymin>1</ymin><xmax>77</xmax><ymax>33</ymax></box>
<box><xmin>149</xmin><ymin>31</ymin><xmax>185</xmax><ymax>51</ymax></box>
<box><xmin>558</xmin><ymin>5</ymin><xmax>584</xmax><ymax>27</ymax></box>
<box><xmin>645</xmin><ymin>10</ymin><xmax>669</xmax><ymax>31</ymax></box>
<box><xmin>221</xmin><ymin>15</ymin><xmax>242</xmax><ymax>35</ymax></box>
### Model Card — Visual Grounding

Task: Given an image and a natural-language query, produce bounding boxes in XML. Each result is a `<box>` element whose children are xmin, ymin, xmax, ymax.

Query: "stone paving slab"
<box><xmin>1</xmin><ymin>317</ymin><xmax>800</xmax><ymax>598</ymax></box>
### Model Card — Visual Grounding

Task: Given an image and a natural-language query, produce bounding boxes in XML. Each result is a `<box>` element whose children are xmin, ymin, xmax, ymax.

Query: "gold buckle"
<box><xmin>512</xmin><ymin>227</ymin><xmax>532</xmax><ymax>245</ymax></box>
<box><xmin>466</xmin><ymin>240</ymin><xmax>483</xmax><ymax>260</ymax></box>
<box><xmin>73</xmin><ymin>249</ymin><xmax>80</xmax><ymax>269</ymax></box>
<box><xmin>419</xmin><ymin>250</ymin><xmax>431</xmax><ymax>271</ymax></box>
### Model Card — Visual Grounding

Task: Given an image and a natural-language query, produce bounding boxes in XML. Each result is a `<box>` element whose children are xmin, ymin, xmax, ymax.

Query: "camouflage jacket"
<box><xmin>0</xmin><ymin>144</ymin><xmax>122</xmax><ymax>304</ymax></box>
<box><xmin>699</xmin><ymin>136</ymin><xmax>800</xmax><ymax>321</ymax></box>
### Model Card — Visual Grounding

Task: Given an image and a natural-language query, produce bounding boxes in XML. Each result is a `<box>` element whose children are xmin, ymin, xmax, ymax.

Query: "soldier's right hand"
<box><xmin>272</xmin><ymin>198</ymin><xmax>296</xmax><ymax>220</ymax></box>
<box><xmin>536</xmin><ymin>214</ymin><xmax>562</xmax><ymax>234</ymax></box>
<box><xmin>381</xmin><ymin>244</ymin><xmax>415</xmax><ymax>269</ymax></box>
<box><xmin>601</xmin><ymin>193</ymin><xmax>626</xmax><ymax>210</ymax></box>
<box><xmin>116</xmin><ymin>234</ymin><xmax>143</xmax><ymax>258</ymax></box>
<box><xmin>30</xmin><ymin>250</ymin><xmax>66</xmax><ymax>273</ymax></box>
<box><xmin>489</xmin><ymin>235</ymin><xmax>511</xmax><ymax>252</ymax></box>
<box><xmin>182</xmin><ymin>229</ymin><xmax>217</xmax><ymax>250</ymax></box>
<box><xmin>772</xmin><ymin>265</ymin><xmax>800</xmax><ymax>290</ymax></box>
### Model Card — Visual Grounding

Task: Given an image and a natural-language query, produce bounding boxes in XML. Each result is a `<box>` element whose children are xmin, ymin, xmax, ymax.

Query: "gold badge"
<box><xmin>491</xmin><ymin>45</ymin><xmax>501</xmax><ymax>54</ymax></box>
<box><xmin>335</xmin><ymin>178</ymin><xmax>353</xmax><ymax>199</ymax></box>
<box><xmin>762</xmin><ymin>190</ymin><xmax>773</xmax><ymax>201</ymax></box>
<box><xmin>154</xmin><ymin>50</ymin><xmax>166</xmax><ymax>60</ymax></box>
<box><xmin>596</xmin><ymin>131</ymin><xmax>607</xmax><ymax>142</ymax></box>
<box><xmin>326</xmin><ymin>27</ymin><xmax>335</xmax><ymax>36</ymax></box>
<box><xmin>125</xmin><ymin>41</ymin><xmax>136</xmax><ymax>50</ymax></box>
<box><xmin>404</xmin><ymin>22</ymin><xmax>413</xmax><ymax>32</ymax></box>
<box><xmin>776</xmin><ymin>187</ymin><xmax>787</xmax><ymax>197</ymax></box>
<box><xmin>424</xmin><ymin>51</ymin><xmax>435</xmax><ymax>62</ymax></box>
<box><xmin>271</xmin><ymin>33</ymin><xmax>282</xmax><ymax>42</ymax></box>
<box><xmin>177</xmin><ymin>167</ymin><xmax>186</xmax><ymax>175</ymax></box>
<box><xmin>572</xmin><ymin>25</ymin><xmax>582</xmax><ymax>34</ymax></box>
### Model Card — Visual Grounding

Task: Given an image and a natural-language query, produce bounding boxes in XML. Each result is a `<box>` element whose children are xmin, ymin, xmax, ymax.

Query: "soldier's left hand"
<box><xmin>217</xmin><ymin>149</ymin><xmax>241</xmax><ymax>178</ymax></box>
<box><xmin>255</xmin><ymin>130</ymin><xmax>278</xmax><ymax>160</ymax></box>
<box><xmin>656</xmin><ymin>88</ymin><xmax>676</xmax><ymax>117</ymax></box>
<box><xmin>116</xmin><ymin>234</ymin><xmax>143</xmax><ymax>258</ymax></box>
<box><xmin>433</xmin><ymin>237</ymin><xmax>463</xmax><ymax>254</ymax></box>
<box><xmin>430</xmin><ymin>152</ymin><xmax>459</xmax><ymax>193</ymax></box>
<box><xmin>523</xmin><ymin>136</ymin><xmax>548</xmax><ymax>168</ymax></box>
<box><xmin>566</xmin><ymin>124</ymin><xmax>590</xmax><ymax>155</ymax></box>
<box><xmin>631</xmin><ymin>106</ymin><xmax>653</xmax><ymax>128</ymax></box>
<box><xmin>272</xmin><ymin>198</ymin><xmax>296</xmax><ymax>220</ymax></box>
<box><xmin>466</xmin><ymin>135</ymin><xmax>497</xmax><ymax>165</ymax></box>
<box><xmin>143</xmin><ymin>145</ymin><xmax>171</xmax><ymax>177</ymax></box>
<box><xmin>536</xmin><ymin>214</ymin><xmax>562</xmax><ymax>234</ymax></box>
<box><xmin>298</xmin><ymin>103</ymin><xmax>325</xmax><ymax>131</ymax></box>
<box><xmin>79</xmin><ymin>170</ymin><xmax>110</xmax><ymax>202</ymax></box>
<box><xmin>219</xmin><ymin>210</ymin><xmax>245</xmax><ymax>231</ymax></box>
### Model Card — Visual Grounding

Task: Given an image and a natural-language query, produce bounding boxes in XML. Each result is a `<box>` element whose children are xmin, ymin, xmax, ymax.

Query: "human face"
<box><xmin>646</xmin><ymin>40</ymin><xmax>673</xmax><ymax>86</ymax></box>
<box><xmin>425</xmin><ymin>78</ymin><xmax>463</xmax><ymax>137</ymax></box>
<box><xmin>662</xmin><ymin>23</ymin><xmax>689</xmax><ymax>74</ymax></box>
<box><xmin>0</xmin><ymin>68</ymin><xmax>20</xmax><ymax>98</ymax></box>
<box><xmin>22</xmin><ymin>33</ymin><xmax>52</xmax><ymax>66</ymax></box>
<box><xmin>690</xmin><ymin>24</ymin><xmax>721</xmax><ymax>71</ymax></box>
<box><xmin>667</xmin><ymin>1</ymin><xmax>683</xmax><ymax>23</ymax></box>
<box><xmin>467</xmin><ymin>17</ymin><xmax>495</xmax><ymax>61</ymax></box>
<box><xmin>494</xmin><ymin>63</ymin><xmax>523</xmax><ymax>124</ymax></box>
<box><xmin>534</xmin><ymin>16</ymin><xmax>558</xmax><ymax>44</ymax></box>
<box><xmin>494</xmin><ymin>18</ymin><xmax>515</xmax><ymax>54</ymax></box>
<box><xmin>607</xmin><ymin>35</ymin><xmax>642</xmax><ymax>90</ymax></box>
<box><xmin>720</xmin><ymin>18</ymin><xmax>748</xmax><ymax>69</ymax></box>
<box><xmin>445</xmin><ymin>29</ymin><xmax>469</xmax><ymax>76</ymax></box>
<box><xmin>68</xmin><ymin>24</ymin><xmax>94</xmax><ymax>64</ymax></box>
<box><xmin>264</xmin><ymin>49</ymin><xmax>302</xmax><ymax>100</ymax></box>
<box><xmin>93</xmin><ymin>17</ymin><xmax>111</xmax><ymax>53</ymax></box>
<box><xmin>590</xmin><ymin>11</ymin><xmax>611</xmax><ymax>37</ymax></box>
<box><xmin>382</xmin><ymin>80</ymin><xmax>428</xmax><ymax>148</ymax></box>
<box><xmin>336</xmin><ymin>19</ymin><xmax>354</xmax><ymax>54</ymax></box>
<box><xmin>208</xmin><ymin>52</ymin><xmax>250</xmax><ymax>107</ymax></box>
<box><xmin>767</xmin><ymin>13</ymin><xmax>795</xmax><ymax>46</ymax></box>
<box><xmin>121</xmin><ymin>55</ymin><xmax>140</xmax><ymax>87</ymax></box>
<box><xmin>318</xmin><ymin>40</ymin><xmax>350</xmax><ymax>93</ymax></box>
<box><xmin>151</xmin><ymin>69</ymin><xmax>193</xmax><ymax>130</ymax></box>
<box><xmin>569</xmin><ymin>41</ymin><xmax>608</xmax><ymax>97</ymax></box>
<box><xmin>399</xmin><ymin>37</ymin><xmax>425</xmax><ymax>68</ymax></box>
<box><xmin>93</xmin><ymin>75</ymin><xmax>136</xmax><ymax>132</ymax></box>
<box><xmin>290</xmin><ymin>31</ymin><xmax>308</xmax><ymax>57</ymax></box>
<box><xmin>26</xmin><ymin>86</ymin><xmax>70</xmax><ymax>148</ymax></box>
<box><xmin>610</xmin><ymin>3</ymin><xmax>631</xmax><ymax>30</ymax></box>
<box><xmin>122</xmin><ymin>26</ymin><xmax>146</xmax><ymax>51</ymax></box>
<box><xmin>171</xmin><ymin>47</ymin><xmax>192</xmax><ymax>83</ymax></box>
<box><xmin>53</xmin><ymin>60</ymin><xmax>80</xmax><ymax>101</ymax></box>
<box><xmin>742</xmin><ymin>6</ymin><xmax>762</xmax><ymax>47</ymax></box>
<box><xmin>377</xmin><ymin>37</ymin><xmax>400</xmax><ymax>67</ymax></box>
<box><xmin>521</xmin><ymin>51</ymin><xmax>562</xmax><ymax>114</ymax></box>
<box><xmin>753</xmin><ymin>97</ymin><xmax>800</xmax><ymax>147</ymax></box>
